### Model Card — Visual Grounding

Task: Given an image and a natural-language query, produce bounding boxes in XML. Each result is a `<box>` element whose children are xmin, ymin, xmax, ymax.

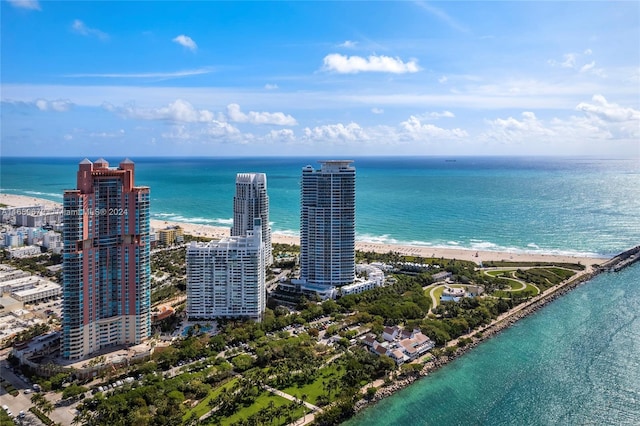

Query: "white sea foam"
<box><xmin>6</xmin><ymin>190</ymin><xmax>63</xmax><ymax>199</ymax></box>
<box><xmin>151</xmin><ymin>213</ymin><xmax>233</xmax><ymax>226</ymax></box>
<box><xmin>354</xmin><ymin>233</ymin><xmax>604</xmax><ymax>258</ymax></box>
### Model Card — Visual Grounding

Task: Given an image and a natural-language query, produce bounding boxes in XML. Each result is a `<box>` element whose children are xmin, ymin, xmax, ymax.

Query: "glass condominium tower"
<box><xmin>62</xmin><ymin>158</ymin><xmax>151</xmax><ymax>360</ymax></box>
<box><xmin>231</xmin><ymin>173</ymin><xmax>272</xmax><ymax>266</ymax></box>
<box><xmin>300</xmin><ymin>160</ymin><xmax>355</xmax><ymax>290</ymax></box>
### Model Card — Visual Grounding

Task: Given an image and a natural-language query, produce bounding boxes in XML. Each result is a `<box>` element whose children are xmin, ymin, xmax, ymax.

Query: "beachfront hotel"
<box><xmin>186</xmin><ymin>221</ymin><xmax>265</xmax><ymax>321</ymax></box>
<box><xmin>61</xmin><ymin>159</ymin><xmax>151</xmax><ymax>360</ymax></box>
<box><xmin>299</xmin><ymin>160</ymin><xmax>356</xmax><ymax>294</ymax></box>
<box><xmin>231</xmin><ymin>173</ymin><xmax>272</xmax><ymax>266</ymax></box>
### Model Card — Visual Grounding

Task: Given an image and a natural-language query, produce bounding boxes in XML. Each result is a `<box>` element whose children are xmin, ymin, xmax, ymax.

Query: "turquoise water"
<box><xmin>2</xmin><ymin>156</ymin><xmax>639</xmax><ymax>424</ymax></box>
<box><xmin>2</xmin><ymin>157</ymin><xmax>639</xmax><ymax>257</ymax></box>
<box><xmin>345</xmin><ymin>263</ymin><xmax>640</xmax><ymax>426</ymax></box>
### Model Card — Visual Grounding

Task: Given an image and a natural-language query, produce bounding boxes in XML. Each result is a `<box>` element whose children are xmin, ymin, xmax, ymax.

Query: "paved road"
<box><xmin>0</xmin><ymin>359</ymin><xmax>44</xmax><ymax>425</ymax></box>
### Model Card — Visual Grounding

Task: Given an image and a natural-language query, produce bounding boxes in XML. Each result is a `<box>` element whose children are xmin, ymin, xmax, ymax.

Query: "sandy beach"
<box><xmin>1</xmin><ymin>192</ymin><xmax>608</xmax><ymax>266</ymax></box>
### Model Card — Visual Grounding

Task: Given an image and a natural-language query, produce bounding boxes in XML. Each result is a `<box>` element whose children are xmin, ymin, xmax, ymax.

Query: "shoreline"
<box><xmin>3</xmin><ymin>191</ymin><xmax>632</xmax><ymax>425</ymax></box>
<box><xmin>353</xmin><ymin>251</ymin><xmax>640</xmax><ymax>414</ymax></box>
<box><xmin>0</xmin><ymin>193</ymin><xmax>608</xmax><ymax>266</ymax></box>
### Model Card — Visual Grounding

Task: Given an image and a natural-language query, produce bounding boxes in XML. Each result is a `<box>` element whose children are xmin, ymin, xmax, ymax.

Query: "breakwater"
<box><xmin>599</xmin><ymin>244</ymin><xmax>640</xmax><ymax>272</ymax></box>
<box><xmin>354</xmin><ymin>245</ymin><xmax>640</xmax><ymax>412</ymax></box>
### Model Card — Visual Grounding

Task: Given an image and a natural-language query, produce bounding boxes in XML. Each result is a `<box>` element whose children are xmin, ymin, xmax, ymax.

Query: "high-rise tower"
<box><xmin>62</xmin><ymin>158</ymin><xmax>150</xmax><ymax>360</ymax></box>
<box><xmin>231</xmin><ymin>173</ymin><xmax>272</xmax><ymax>266</ymax></box>
<box><xmin>300</xmin><ymin>160</ymin><xmax>355</xmax><ymax>291</ymax></box>
<box><xmin>187</xmin><ymin>221</ymin><xmax>265</xmax><ymax>321</ymax></box>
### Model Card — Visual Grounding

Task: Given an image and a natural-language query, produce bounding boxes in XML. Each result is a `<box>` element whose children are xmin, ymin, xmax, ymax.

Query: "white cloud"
<box><xmin>549</xmin><ymin>50</ymin><xmax>604</xmax><ymax>76</ymax></box>
<box><xmin>65</xmin><ymin>68</ymin><xmax>214</xmax><ymax>79</ymax></box>
<box><xmin>438</xmin><ymin>76</ymin><xmax>448</xmax><ymax>84</ymax></box>
<box><xmin>580</xmin><ymin>62</ymin><xmax>596</xmax><ymax>73</ymax></box>
<box><xmin>322</xmin><ymin>53</ymin><xmax>420</xmax><ymax>74</ymax></box>
<box><xmin>226</xmin><ymin>104</ymin><xmax>297</xmax><ymax>126</ymax></box>
<box><xmin>338</xmin><ymin>40</ymin><xmax>358</xmax><ymax>48</ymax></box>
<box><xmin>173</xmin><ymin>35</ymin><xmax>197</xmax><ymax>51</ymax></box>
<box><xmin>110</xmin><ymin>99</ymin><xmax>216</xmax><ymax>123</ymax></box>
<box><xmin>71</xmin><ymin>19</ymin><xmax>108</xmax><ymax>40</ymax></box>
<box><xmin>401</xmin><ymin>116</ymin><xmax>468</xmax><ymax>140</ymax></box>
<box><xmin>7</xmin><ymin>0</ymin><xmax>41</xmax><ymax>10</ymax></box>
<box><xmin>481</xmin><ymin>112</ymin><xmax>554</xmax><ymax>143</ymax></box>
<box><xmin>264</xmin><ymin>84</ymin><xmax>279</xmax><ymax>90</ymax></box>
<box><xmin>267</xmin><ymin>129</ymin><xmax>295</xmax><ymax>142</ymax></box>
<box><xmin>161</xmin><ymin>122</ymin><xmax>240</xmax><ymax>141</ymax></box>
<box><xmin>34</xmin><ymin>98</ymin><xmax>74</xmax><ymax>112</ymax></box>
<box><xmin>371</xmin><ymin>108</ymin><xmax>384</xmax><ymax>114</ymax></box>
<box><xmin>418</xmin><ymin>110</ymin><xmax>455</xmax><ymax>119</ymax></box>
<box><xmin>576</xmin><ymin>95</ymin><xmax>640</xmax><ymax>122</ymax></box>
<box><xmin>303</xmin><ymin>123</ymin><xmax>368</xmax><ymax>141</ymax></box>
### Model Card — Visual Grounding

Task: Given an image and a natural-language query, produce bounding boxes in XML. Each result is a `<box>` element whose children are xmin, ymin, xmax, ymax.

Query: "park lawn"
<box><xmin>220</xmin><ymin>391</ymin><xmax>308</xmax><ymax>426</ymax></box>
<box><xmin>485</xmin><ymin>269</ymin><xmax>516</xmax><ymax>277</ymax></box>
<box><xmin>281</xmin><ymin>364</ymin><xmax>343</xmax><ymax>405</ymax></box>
<box><xmin>183</xmin><ymin>377</ymin><xmax>238</xmax><ymax>422</ymax></box>
<box><xmin>493</xmin><ymin>282</ymin><xmax>539</xmax><ymax>298</ymax></box>
<box><xmin>431</xmin><ymin>285</ymin><xmax>445</xmax><ymax>302</ymax></box>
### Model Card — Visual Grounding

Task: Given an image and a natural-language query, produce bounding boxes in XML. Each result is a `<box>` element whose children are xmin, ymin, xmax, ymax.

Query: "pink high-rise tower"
<box><xmin>62</xmin><ymin>158</ymin><xmax>150</xmax><ymax>360</ymax></box>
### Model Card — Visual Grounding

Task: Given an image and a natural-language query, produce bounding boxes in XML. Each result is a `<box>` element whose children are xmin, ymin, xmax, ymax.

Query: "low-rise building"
<box><xmin>362</xmin><ymin>326</ymin><xmax>435</xmax><ymax>365</ymax></box>
<box><xmin>440</xmin><ymin>285</ymin><xmax>466</xmax><ymax>302</ymax></box>
<box><xmin>12</xmin><ymin>282</ymin><xmax>62</xmax><ymax>304</ymax></box>
<box><xmin>16</xmin><ymin>209</ymin><xmax>63</xmax><ymax>228</ymax></box>
<box><xmin>157</xmin><ymin>226</ymin><xmax>184</xmax><ymax>246</ymax></box>
<box><xmin>0</xmin><ymin>266</ymin><xmax>31</xmax><ymax>283</ymax></box>
<box><xmin>339</xmin><ymin>264</ymin><xmax>385</xmax><ymax>296</ymax></box>
<box><xmin>432</xmin><ymin>271</ymin><xmax>453</xmax><ymax>281</ymax></box>
<box><xmin>7</xmin><ymin>245</ymin><xmax>41</xmax><ymax>259</ymax></box>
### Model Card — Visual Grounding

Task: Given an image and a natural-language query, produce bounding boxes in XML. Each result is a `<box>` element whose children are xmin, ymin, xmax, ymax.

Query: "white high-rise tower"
<box><xmin>300</xmin><ymin>160</ymin><xmax>355</xmax><ymax>291</ymax></box>
<box><xmin>231</xmin><ymin>173</ymin><xmax>272</xmax><ymax>266</ymax></box>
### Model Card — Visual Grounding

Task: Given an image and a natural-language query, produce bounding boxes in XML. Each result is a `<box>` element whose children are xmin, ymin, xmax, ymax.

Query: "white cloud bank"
<box><xmin>226</xmin><ymin>104</ymin><xmax>297</xmax><ymax>126</ymax></box>
<box><xmin>173</xmin><ymin>35</ymin><xmax>197</xmax><ymax>51</ymax></box>
<box><xmin>105</xmin><ymin>99</ymin><xmax>215</xmax><ymax>122</ymax></box>
<box><xmin>104</xmin><ymin>99</ymin><xmax>297</xmax><ymax>127</ymax></box>
<box><xmin>34</xmin><ymin>99</ymin><xmax>74</xmax><ymax>112</ymax></box>
<box><xmin>322</xmin><ymin>53</ymin><xmax>420</xmax><ymax>74</ymax></box>
<box><xmin>576</xmin><ymin>95</ymin><xmax>640</xmax><ymax>122</ymax></box>
<box><xmin>401</xmin><ymin>116</ymin><xmax>468</xmax><ymax>140</ymax></box>
<box><xmin>303</xmin><ymin>123</ymin><xmax>368</xmax><ymax>141</ymax></box>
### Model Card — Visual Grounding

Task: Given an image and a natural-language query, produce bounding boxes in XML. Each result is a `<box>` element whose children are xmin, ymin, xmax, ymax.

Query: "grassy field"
<box><xmin>219</xmin><ymin>392</ymin><xmax>308</xmax><ymax>426</ymax></box>
<box><xmin>281</xmin><ymin>364</ymin><xmax>343</xmax><ymax>405</ymax></box>
<box><xmin>484</xmin><ymin>269</ymin><xmax>516</xmax><ymax>277</ymax></box>
<box><xmin>183</xmin><ymin>377</ymin><xmax>239</xmax><ymax>421</ymax></box>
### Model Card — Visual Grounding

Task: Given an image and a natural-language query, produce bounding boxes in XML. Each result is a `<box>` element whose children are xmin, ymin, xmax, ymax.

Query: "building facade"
<box><xmin>186</xmin><ymin>222</ymin><xmax>265</xmax><ymax>321</ymax></box>
<box><xmin>62</xmin><ymin>158</ymin><xmax>151</xmax><ymax>360</ymax></box>
<box><xmin>231</xmin><ymin>173</ymin><xmax>272</xmax><ymax>266</ymax></box>
<box><xmin>300</xmin><ymin>161</ymin><xmax>356</xmax><ymax>291</ymax></box>
<box><xmin>157</xmin><ymin>226</ymin><xmax>184</xmax><ymax>246</ymax></box>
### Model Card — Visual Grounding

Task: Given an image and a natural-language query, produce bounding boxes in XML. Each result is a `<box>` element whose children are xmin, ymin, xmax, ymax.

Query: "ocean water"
<box><xmin>1</xmin><ymin>156</ymin><xmax>639</xmax><ymax>424</ymax></box>
<box><xmin>1</xmin><ymin>156</ymin><xmax>639</xmax><ymax>257</ymax></box>
<box><xmin>345</xmin><ymin>262</ymin><xmax>640</xmax><ymax>426</ymax></box>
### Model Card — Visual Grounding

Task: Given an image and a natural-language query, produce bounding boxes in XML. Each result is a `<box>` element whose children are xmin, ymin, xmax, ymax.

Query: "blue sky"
<box><xmin>1</xmin><ymin>1</ymin><xmax>638</xmax><ymax>157</ymax></box>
